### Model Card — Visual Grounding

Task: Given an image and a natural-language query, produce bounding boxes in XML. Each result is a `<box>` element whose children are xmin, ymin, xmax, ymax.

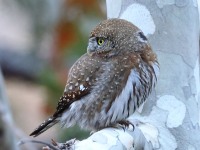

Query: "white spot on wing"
<box><xmin>48</xmin><ymin>118</ymin><xmax>53</xmax><ymax>121</ymax></box>
<box><xmin>69</xmin><ymin>85</ymin><xmax>73</xmax><ymax>90</ymax></box>
<box><xmin>80</xmin><ymin>84</ymin><xmax>85</xmax><ymax>91</ymax></box>
<box><xmin>86</xmin><ymin>77</ymin><xmax>89</xmax><ymax>81</ymax></box>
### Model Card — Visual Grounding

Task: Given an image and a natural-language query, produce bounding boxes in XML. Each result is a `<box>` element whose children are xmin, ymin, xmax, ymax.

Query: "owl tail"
<box><xmin>30</xmin><ymin>116</ymin><xmax>59</xmax><ymax>137</ymax></box>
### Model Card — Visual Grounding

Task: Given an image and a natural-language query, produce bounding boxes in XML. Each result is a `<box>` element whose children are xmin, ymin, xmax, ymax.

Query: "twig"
<box><xmin>15</xmin><ymin>128</ymin><xmax>37</xmax><ymax>150</ymax></box>
<box><xmin>18</xmin><ymin>139</ymin><xmax>60</xmax><ymax>150</ymax></box>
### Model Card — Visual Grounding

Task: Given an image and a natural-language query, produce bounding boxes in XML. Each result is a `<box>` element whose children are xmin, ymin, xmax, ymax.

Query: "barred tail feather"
<box><xmin>30</xmin><ymin>116</ymin><xmax>59</xmax><ymax>137</ymax></box>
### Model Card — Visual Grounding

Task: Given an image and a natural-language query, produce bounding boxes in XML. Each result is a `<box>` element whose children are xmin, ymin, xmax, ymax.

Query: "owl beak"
<box><xmin>87</xmin><ymin>37</ymin><xmax>96</xmax><ymax>54</ymax></box>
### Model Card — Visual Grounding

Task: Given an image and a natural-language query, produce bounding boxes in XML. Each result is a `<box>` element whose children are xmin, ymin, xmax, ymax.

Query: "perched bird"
<box><xmin>30</xmin><ymin>18</ymin><xmax>159</xmax><ymax>137</ymax></box>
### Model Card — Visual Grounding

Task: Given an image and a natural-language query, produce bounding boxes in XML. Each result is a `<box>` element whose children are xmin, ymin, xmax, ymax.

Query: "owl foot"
<box><xmin>117</xmin><ymin>120</ymin><xmax>135</xmax><ymax>131</ymax></box>
<box><xmin>51</xmin><ymin>138</ymin><xmax>76</xmax><ymax>150</ymax></box>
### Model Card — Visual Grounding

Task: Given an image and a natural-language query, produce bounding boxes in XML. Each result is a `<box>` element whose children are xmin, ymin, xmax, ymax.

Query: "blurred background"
<box><xmin>0</xmin><ymin>0</ymin><xmax>106</xmax><ymax>148</ymax></box>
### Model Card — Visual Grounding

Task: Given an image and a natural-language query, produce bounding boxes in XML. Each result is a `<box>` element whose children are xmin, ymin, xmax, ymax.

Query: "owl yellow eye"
<box><xmin>97</xmin><ymin>38</ymin><xmax>104</xmax><ymax>45</ymax></box>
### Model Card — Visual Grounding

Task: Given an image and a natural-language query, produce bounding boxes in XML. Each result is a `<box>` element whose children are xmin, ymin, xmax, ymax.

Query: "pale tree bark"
<box><xmin>39</xmin><ymin>1</ymin><xmax>200</xmax><ymax>150</ymax></box>
<box><xmin>0</xmin><ymin>68</ymin><xmax>18</xmax><ymax>150</ymax></box>
<box><xmin>116</xmin><ymin>0</ymin><xmax>199</xmax><ymax>149</ymax></box>
<box><xmin>103</xmin><ymin>0</ymin><xmax>199</xmax><ymax>149</ymax></box>
<box><xmin>108</xmin><ymin>0</ymin><xmax>199</xmax><ymax>149</ymax></box>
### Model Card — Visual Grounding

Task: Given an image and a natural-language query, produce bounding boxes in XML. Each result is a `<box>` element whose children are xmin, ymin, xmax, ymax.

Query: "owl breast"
<box><xmin>96</xmin><ymin>60</ymin><xmax>159</xmax><ymax>128</ymax></box>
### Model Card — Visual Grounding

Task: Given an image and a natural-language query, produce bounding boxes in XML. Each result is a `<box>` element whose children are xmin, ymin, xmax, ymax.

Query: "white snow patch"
<box><xmin>76</xmin><ymin>128</ymin><xmax>133</xmax><ymax>150</ymax></box>
<box><xmin>90</xmin><ymin>133</ymin><xmax>107</xmax><ymax>144</ymax></box>
<box><xmin>106</xmin><ymin>0</ymin><xmax>122</xmax><ymax>18</ymax></box>
<box><xmin>138</xmin><ymin>123</ymin><xmax>159</xmax><ymax>148</ymax></box>
<box><xmin>97</xmin><ymin>129</ymin><xmax>118</xmax><ymax>146</ymax></box>
<box><xmin>120</xmin><ymin>3</ymin><xmax>155</xmax><ymax>36</ymax></box>
<box><xmin>157</xmin><ymin>95</ymin><xmax>186</xmax><ymax>128</ymax></box>
<box><xmin>75</xmin><ymin>139</ymin><xmax>108</xmax><ymax>150</ymax></box>
<box><xmin>118</xmin><ymin>130</ymin><xmax>134</xmax><ymax>149</ymax></box>
<box><xmin>156</xmin><ymin>0</ymin><xmax>175</xmax><ymax>8</ymax></box>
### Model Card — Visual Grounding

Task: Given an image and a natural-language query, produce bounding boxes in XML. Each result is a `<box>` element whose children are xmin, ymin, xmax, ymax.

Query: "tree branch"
<box><xmin>0</xmin><ymin>68</ymin><xmax>18</xmax><ymax>150</ymax></box>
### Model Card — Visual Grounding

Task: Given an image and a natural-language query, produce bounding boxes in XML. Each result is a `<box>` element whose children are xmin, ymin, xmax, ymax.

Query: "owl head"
<box><xmin>87</xmin><ymin>18</ymin><xmax>148</xmax><ymax>58</ymax></box>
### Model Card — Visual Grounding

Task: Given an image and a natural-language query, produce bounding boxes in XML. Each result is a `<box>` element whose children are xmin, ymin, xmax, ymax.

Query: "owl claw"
<box><xmin>50</xmin><ymin>138</ymin><xmax>76</xmax><ymax>150</ymax></box>
<box><xmin>101</xmin><ymin>120</ymin><xmax>135</xmax><ymax>131</ymax></box>
<box><xmin>117</xmin><ymin>120</ymin><xmax>135</xmax><ymax>131</ymax></box>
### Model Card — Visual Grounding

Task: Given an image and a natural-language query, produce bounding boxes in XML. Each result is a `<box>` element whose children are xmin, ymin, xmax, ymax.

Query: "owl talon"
<box><xmin>117</xmin><ymin>120</ymin><xmax>135</xmax><ymax>131</ymax></box>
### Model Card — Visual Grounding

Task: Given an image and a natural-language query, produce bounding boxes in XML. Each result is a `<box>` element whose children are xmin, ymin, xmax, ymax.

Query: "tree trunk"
<box><xmin>47</xmin><ymin>1</ymin><xmax>200</xmax><ymax>149</ymax></box>
<box><xmin>0</xmin><ymin>68</ymin><xmax>18</xmax><ymax>150</ymax></box>
<box><xmin>107</xmin><ymin>0</ymin><xmax>200</xmax><ymax>149</ymax></box>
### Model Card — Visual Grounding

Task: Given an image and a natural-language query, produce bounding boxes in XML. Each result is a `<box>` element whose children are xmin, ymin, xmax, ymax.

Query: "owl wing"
<box><xmin>53</xmin><ymin>53</ymin><xmax>101</xmax><ymax>117</ymax></box>
<box><xmin>30</xmin><ymin>53</ymin><xmax>101</xmax><ymax>137</ymax></box>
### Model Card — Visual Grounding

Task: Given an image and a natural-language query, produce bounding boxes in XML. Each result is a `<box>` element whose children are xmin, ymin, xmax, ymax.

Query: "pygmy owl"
<box><xmin>30</xmin><ymin>18</ymin><xmax>159</xmax><ymax>137</ymax></box>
